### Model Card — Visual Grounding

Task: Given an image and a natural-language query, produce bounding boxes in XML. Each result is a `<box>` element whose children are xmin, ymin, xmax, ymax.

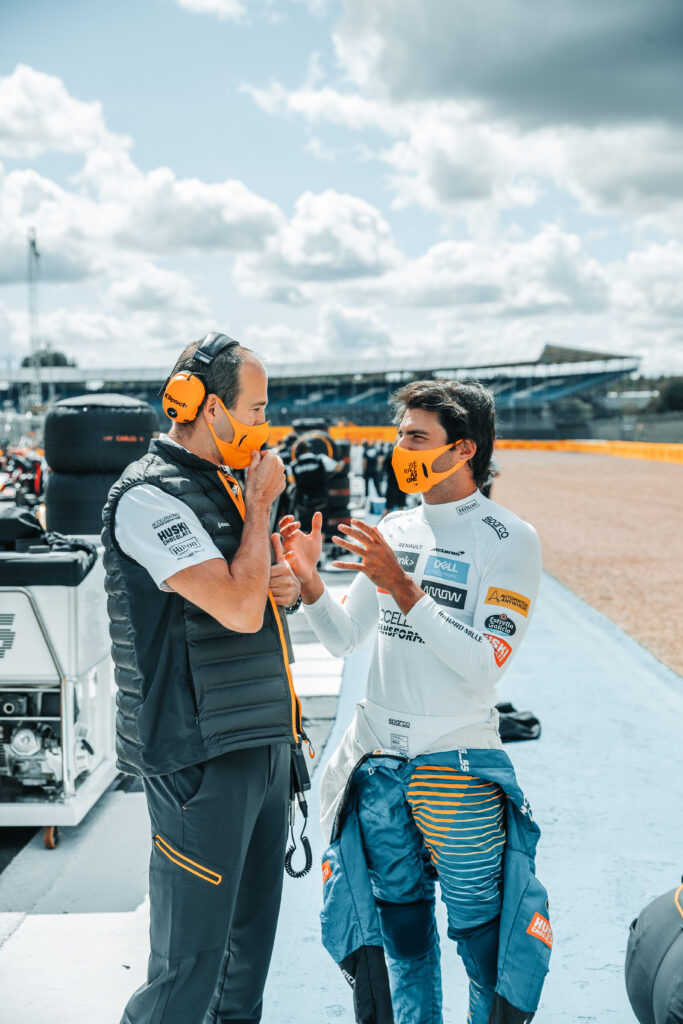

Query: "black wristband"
<box><xmin>285</xmin><ymin>594</ymin><xmax>302</xmax><ymax>614</ymax></box>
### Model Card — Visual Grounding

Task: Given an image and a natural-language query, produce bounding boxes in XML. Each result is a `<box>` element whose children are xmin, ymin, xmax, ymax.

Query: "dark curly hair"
<box><xmin>389</xmin><ymin>378</ymin><xmax>496</xmax><ymax>489</ymax></box>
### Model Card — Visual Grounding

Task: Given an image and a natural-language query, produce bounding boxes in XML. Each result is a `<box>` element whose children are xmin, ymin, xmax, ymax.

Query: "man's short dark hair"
<box><xmin>389</xmin><ymin>378</ymin><xmax>496</xmax><ymax>489</ymax></box>
<box><xmin>169</xmin><ymin>337</ymin><xmax>253</xmax><ymax>416</ymax></box>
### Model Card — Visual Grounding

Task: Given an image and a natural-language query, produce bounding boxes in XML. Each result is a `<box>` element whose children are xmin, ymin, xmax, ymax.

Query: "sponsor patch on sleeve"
<box><xmin>526</xmin><ymin>911</ymin><xmax>553</xmax><ymax>948</ymax></box>
<box><xmin>484</xmin><ymin>587</ymin><xmax>530</xmax><ymax>617</ymax></box>
<box><xmin>322</xmin><ymin>859</ymin><xmax>332</xmax><ymax>884</ymax></box>
<box><xmin>484</xmin><ymin>613</ymin><xmax>516</xmax><ymax>636</ymax></box>
<box><xmin>484</xmin><ymin>633</ymin><xmax>512</xmax><ymax>666</ymax></box>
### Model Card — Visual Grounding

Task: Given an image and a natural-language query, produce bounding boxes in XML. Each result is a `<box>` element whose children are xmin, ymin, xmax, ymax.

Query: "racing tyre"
<box><xmin>45</xmin><ymin>394</ymin><xmax>158</xmax><ymax>473</ymax></box>
<box><xmin>45</xmin><ymin>470</ymin><xmax>119</xmax><ymax>536</ymax></box>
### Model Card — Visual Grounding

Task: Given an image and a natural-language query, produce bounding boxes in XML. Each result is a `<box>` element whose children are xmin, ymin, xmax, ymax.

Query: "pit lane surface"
<box><xmin>1</xmin><ymin>548</ymin><xmax>682</xmax><ymax>1021</ymax></box>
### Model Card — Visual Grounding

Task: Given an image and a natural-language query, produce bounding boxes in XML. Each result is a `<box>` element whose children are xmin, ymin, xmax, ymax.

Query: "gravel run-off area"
<box><xmin>493</xmin><ymin>449</ymin><xmax>683</xmax><ymax>677</ymax></box>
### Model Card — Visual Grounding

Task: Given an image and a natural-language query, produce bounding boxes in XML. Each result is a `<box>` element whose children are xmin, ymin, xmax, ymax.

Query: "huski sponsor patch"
<box><xmin>421</xmin><ymin>579</ymin><xmax>467</xmax><ymax>610</ymax></box>
<box><xmin>526</xmin><ymin>912</ymin><xmax>553</xmax><ymax>949</ymax></box>
<box><xmin>424</xmin><ymin>554</ymin><xmax>470</xmax><ymax>585</ymax></box>
<box><xmin>393</xmin><ymin>549</ymin><xmax>419</xmax><ymax>573</ymax></box>
<box><xmin>482</xmin><ymin>516</ymin><xmax>509</xmax><ymax>539</ymax></box>
<box><xmin>484</xmin><ymin>633</ymin><xmax>512</xmax><ymax>666</ymax></box>
<box><xmin>457</xmin><ymin>499</ymin><xmax>480</xmax><ymax>516</ymax></box>
<box><xmin>485</xmin><ymin>587</ymin><xmax>530</xmax><ymax>617</ymax></box>
<box><xmin>157</xmin><ymin>521</ymin><xmax>191</xmax><ymax>546</ymax></box>
<box><xmin>484</xmin><ymin>613</ymin><xmax>516</xmax><ymax>637</ymax></box>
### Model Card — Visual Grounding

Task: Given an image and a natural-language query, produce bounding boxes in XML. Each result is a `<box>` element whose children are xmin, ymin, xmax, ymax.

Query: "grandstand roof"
<box><xmin>2</xmin><ymin>343</ymin><xmax>638</xmax><ymax>388</ymax></box>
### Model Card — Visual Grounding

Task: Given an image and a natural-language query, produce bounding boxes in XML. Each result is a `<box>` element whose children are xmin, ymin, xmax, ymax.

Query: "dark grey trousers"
<box><xmin>120</xmin><ymin>743</ymin><xmax>291</xmax><ymax>1024</ymax></box>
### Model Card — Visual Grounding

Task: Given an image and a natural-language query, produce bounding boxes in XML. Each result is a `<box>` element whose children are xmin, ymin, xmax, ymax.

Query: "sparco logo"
<box><xmin>482</xmin><ymin>516</ymin><xmax>509</xmax><ymax>539</ymax></box>
<box><xmin>388</xmin><ymin>718</ymin><xmax>410</xmax><ymax>728</ymax></box>
<box><xmin>0</xmin><ymin>613</ymin><xmax>16</xmax><ymax>659</ymax></box>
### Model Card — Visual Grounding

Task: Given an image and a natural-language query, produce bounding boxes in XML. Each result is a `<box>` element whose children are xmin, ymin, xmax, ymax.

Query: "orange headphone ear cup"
<box><xmin>162</xmin><ymin>372</ymin><xmax>207</xmax><ymax>423</ymax></box>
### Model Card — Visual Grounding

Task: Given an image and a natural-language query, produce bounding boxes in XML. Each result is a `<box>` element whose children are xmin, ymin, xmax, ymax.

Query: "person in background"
<box><xmin>362</xmin><ymin>440</ymin><xmax>383</xmax><ymax>501</ymax></box>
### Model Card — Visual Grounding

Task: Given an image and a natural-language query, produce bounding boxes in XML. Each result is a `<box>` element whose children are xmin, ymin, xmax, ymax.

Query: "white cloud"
<box><xmin>1</xmin><ymin>303</ymin><xmax>209</xmax><ymax>370</ymax></box>
<box><xmin>244</xmin><ymin>301</ymin><xmax>399</xmax><ymax>362</ymax></box>
<box><xmin>369</xmin><ymin>227</ymin><xmax>610</xmax><ymax>317</ymax></box>
<box><xmin>0</xmin><ymin>166</ymin><xmax>116</xmax><ymax>284</ymax></box>
<box><xmin>107</xmin><ymin>264</ymin><xmax>211</xmax><ymax>316</ymax></box>
<box><xmin>0</xmin><ymin>64</ymin><xmax>128</xmax><ymax>159</ymax></box>
<box><xmin>0</xmin><ymin>78</ymin><xmax>283</xmax><ymax>288</ymax></box>
<box><xmin>173</xmin><ymin>0</ymin><xmax>246</xmax><ymax>21</ymax></box>
<box><xmin>172</xmin><ymin>0</ymin><xmax>333</xmax><ymax>22</ymax></box>
<box><xmin>235</xmin><ymin>189</ymin><xmax>401</xmax><ymax>301</ymax></box>
<box><xmin>333</xmin><ymin>0</ymin><xmax>683</xmax><ymax>128</ymax></box>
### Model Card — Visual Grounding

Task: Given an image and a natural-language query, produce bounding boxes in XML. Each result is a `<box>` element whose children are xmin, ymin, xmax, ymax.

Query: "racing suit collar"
<box><xmin>418</xmin><ymin>489</ymin><xmax>482</xmax><ymax>526</ymax></box>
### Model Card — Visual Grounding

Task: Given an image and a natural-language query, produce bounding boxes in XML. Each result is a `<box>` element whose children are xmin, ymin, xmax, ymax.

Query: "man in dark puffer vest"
<box><xmin>102</xmin><ymin>334</ymin><xmax>303</xmax><ymax>1024</ymax></box>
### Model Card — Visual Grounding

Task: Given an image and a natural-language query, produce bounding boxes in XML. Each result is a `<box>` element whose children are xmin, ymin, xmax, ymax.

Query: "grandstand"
<box><xmin>1</xmin><ymin>343</ymin><xmax>639</xmax><ymax>439</ymax></box>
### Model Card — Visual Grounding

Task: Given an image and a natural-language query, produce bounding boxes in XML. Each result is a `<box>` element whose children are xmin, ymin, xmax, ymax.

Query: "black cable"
<box><xmin>285</xmin><ymin>809</ymin><xmax>312</xmax><ymax>879</ymax></box>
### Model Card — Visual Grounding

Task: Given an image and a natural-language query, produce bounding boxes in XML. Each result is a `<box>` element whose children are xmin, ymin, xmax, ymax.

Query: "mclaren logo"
<box><xmin>0</xmin><ymin>613</ymin><xmax>16</xmax><ymax>659</ymax></box>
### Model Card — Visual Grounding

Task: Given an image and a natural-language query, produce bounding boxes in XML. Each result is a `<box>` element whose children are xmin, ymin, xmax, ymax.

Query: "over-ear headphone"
<box><xmin>162</xmin><ymin>332</ymin><xmax>239</xmax><ymax>423</ymax></box>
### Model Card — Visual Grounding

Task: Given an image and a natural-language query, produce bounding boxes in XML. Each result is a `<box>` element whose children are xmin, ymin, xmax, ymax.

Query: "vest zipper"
<box><xmin>216</xmin><ymin>469</ymin><xmax>302</xmax><ymax>745</ymax></box>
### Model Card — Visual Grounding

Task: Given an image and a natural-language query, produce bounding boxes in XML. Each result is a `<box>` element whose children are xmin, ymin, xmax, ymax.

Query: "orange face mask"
<box><xmin>391</xmin><ymin>440</ymin><xmax>467</xmax><ymax>494</ymax></box>
<box><xmin>208</xmin><ymin>397</ymin><xmax>270</xmax><ymax>469</ymax></box>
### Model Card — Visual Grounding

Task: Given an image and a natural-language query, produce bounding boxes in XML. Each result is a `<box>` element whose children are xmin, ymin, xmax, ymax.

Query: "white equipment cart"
<box><xmin>0</xmin><ymin>543</ymin><xmax>117</xmax><ymax>848</ymax></box>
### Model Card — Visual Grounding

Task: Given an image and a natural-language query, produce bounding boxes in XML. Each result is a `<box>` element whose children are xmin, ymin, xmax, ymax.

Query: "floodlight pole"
<box><xmin>27</xmin><ymin>227</ymin><xmax>42</xmax><ymax>408</ymax></box>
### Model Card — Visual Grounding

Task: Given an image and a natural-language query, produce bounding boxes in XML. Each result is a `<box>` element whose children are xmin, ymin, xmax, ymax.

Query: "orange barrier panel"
<box><xmin>495</xmin><ymin>439</ymin><xmax>683</xmax><ymax>464</ymax></box>
<box><xmin>268</xmin><ymin>426</ymin><xmax>683</xmax><ymax>464</ymax></box>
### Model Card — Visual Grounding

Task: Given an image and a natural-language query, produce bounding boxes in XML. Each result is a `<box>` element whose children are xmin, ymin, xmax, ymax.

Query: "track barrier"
<box><xmin>269</xmin><ymin>426</ymin><xmax>683</xmax><ymax>465</ymax></box>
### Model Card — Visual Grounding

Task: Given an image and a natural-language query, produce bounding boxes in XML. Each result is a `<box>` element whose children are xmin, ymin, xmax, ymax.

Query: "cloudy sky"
<box><xmin>1</xmin><ymin>0</ymin><xmax>682</xmax><ymax>375</ymax></box>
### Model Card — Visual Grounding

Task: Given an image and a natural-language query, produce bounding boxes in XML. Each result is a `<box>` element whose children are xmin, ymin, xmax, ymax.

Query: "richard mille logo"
<box><xmin>0</xmin><ymin>614</ymin><xmax>16</xmax><ymax>659</ymax></box>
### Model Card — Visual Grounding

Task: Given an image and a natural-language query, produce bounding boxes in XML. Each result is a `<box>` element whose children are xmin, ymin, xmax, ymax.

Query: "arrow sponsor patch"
<box><xmin>421</xmin><ymin>579</ymin><xmax>467</xmax><ymax>610</ymax></box>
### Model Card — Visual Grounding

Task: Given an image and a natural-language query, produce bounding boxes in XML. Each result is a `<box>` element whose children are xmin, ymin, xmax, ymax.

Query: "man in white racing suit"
<box><xmin>279</xmin><ymin>379</ymin><xmax>544</xmax><ymax>1024</ymax></box>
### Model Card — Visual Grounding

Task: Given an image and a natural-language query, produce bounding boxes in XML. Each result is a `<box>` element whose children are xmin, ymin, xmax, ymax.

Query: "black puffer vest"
<box><xmin>101</xmin><ymin>438</ymin><xmax>300</xmax><ymax>776</ymax></box>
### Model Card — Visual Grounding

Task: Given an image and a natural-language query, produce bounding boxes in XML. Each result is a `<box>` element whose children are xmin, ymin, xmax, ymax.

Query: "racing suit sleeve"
<box><xmin>405</xmin><ymin>521</ymin><xmax>542</xmax><ymax>691</ymax></box>
<box><xmin>303</xmin><ymin>572</ymin><xmax>378</xmax><ymax>657</ymax></box>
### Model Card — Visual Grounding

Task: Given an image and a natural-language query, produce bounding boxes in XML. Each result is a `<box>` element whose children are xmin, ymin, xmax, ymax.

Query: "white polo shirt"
<box><xmin>114</xmin><ymin>435</ymin><xmax>223</xmax><ymax>590</ymax></box>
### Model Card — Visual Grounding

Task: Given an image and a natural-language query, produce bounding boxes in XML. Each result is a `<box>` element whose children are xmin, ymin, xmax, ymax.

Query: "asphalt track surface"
<box><xmin>1</xmin><ymin>459</ymin><xmax>682</xmax><ymax>1021</ymax></box>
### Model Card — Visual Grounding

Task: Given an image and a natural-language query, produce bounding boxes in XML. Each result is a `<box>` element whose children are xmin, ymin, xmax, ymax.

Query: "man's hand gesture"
<box><xmin>278</xmin><ymin>512</ymin><xmax>324</xmax><ymax>585</ymax></box>
<box><xmin>331</xmin><ymin>519</ymin><xmax>405</xmax><ymax>592</ymax></box>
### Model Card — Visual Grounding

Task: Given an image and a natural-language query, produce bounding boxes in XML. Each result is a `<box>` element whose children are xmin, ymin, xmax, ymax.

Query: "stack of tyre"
<box><xmin>44</xmin><ymin>394</ymin><xmax>158</xmax><ymax>537</ymax></box>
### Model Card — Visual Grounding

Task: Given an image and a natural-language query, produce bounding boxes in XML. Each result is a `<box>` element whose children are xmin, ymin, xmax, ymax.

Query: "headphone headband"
<box><xmin>161</xmin><ymin>331</ymin><xmax>240</xmax><ymax>423</ymax></box>
<box><xmin>193</xmin><ymin>332</ymin><xmax>239</xmax><ymax>367</ymax></box>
